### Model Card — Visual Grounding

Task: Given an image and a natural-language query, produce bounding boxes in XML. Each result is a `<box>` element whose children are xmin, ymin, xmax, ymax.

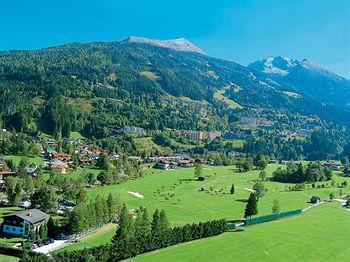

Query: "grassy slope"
<box><xmin>213</xmin><ymin>89</ymin><xmax>242</xmax><ymax>109</ymax></box>
<box><xmin>61</xmin><ymin>164</ymin><xmax>350</xmax><ymax>252</ymax></box>
<box><xmin>87</xmin><ymin>164</ymin><xmax>348</xmax><ymax>225</ymax></box>
<box><xmin>57</xmin><ymin>224</ymin><xmax>117</xmax><ymax>253</ymax></box>
<box><xmin>5</xmin><ymin>155</ymin><xmax>45</xmax><ymax>167</ymax></box>
<box><xmin>0</xmin><ymin>254</ymin><xmax>19</xmax><ymax>262</ymax></box>
<box><xmin>131</xmin><ymin>204</ymin><xmax>350</xmax><ymax>262</ymax></box>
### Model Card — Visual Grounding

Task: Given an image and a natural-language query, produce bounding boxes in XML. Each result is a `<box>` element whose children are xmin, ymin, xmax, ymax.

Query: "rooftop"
<box><xmin>1</xmin><ymin>208</ymin><xmax>49</xmax><ymax>224</ymax></box>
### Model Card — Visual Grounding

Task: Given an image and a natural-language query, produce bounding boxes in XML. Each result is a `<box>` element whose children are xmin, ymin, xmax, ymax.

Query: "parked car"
<box><xmin>56</xmin><ymin>233</ymin><xmax>69</xmax><ymax>240</ymax></box>
<box><xmin>29</xmin><ymin>243</ymin><xmax>38</xmax><ymax>250</ymax></box>
<box><xmin>43</xmin><ymin>239</ymin><xmax>50</xmax><ymax>245</ymax></box>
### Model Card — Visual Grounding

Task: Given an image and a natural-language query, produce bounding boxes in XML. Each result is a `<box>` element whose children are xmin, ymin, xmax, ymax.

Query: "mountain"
<box><xmin>248</xmin><ymin>56</ymin><xmax>350</xmax><ymax>111</ymax></box>
<box><xmin>125</xmin><ymin>36</ymin><xmax>207</xmax><ymax>55</ymax></box>
<box><xmin>0</xmin><ymin>39</ymin><xmax>349</xmax><ymax>139</ymax></box>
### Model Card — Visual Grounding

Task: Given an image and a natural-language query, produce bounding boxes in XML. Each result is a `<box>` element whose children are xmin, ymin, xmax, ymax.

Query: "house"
<box><xmin>26</xmin><ymin>164</ymin><xmax>38</xmax><ymax>177</ymax></box>
<box><xmin>256</xmin><ymin>118</ymin><xmax>273</xmax><ymax>127</ymax></box>
<box><xmin>122</xmin><ymin>126</ymin><xmax>146</xmax><ymax>135</ymax></box>
<box><xmin>49</xmin><ymin>159</ymin><xmax>68</xmax><ymax>174</ymax></box>
<box><xmin>0</xmin><ymin>171</ymin><xmax>18</xmax><ymax>178</ymax></box>
<box><xmin>46</xmin><ymin>138</ymin><xmax>58</xmax><ymax>147</ymax></box>
<box><xmin>207</xmin><ymin>131</ymin><xmax>221</xmax><ymax>140</ymax></box>
<box><xmin>178</xmin><ymin>159</ymin><xmax>194</xmax><ymax>167</ymax></box>
<box><xmin>240</xmin><ymin>117</ymin><xmax>257</xmax><ymax>125</ymax></box>
<box><xmin>310</xmin><ymin>196</ymin><xmax>321</xmax><ymax>204</ymax></box>
<box><xmin>321</xmin><ymin>161</ymin><xmax>342</xmax><ymax>171</ymax></box>
<box><xmin>155</xmin><ymin>160</ymin><xmax>170</xmax><ymax>170</ymax></box>
<box><xmin>1</xmin><ymin>209</ymin><xmax>49</xmax><ymax>238</ymax></box>
<box><xmin>51</xmin><ymin>152</ymin><xmax>71</xmax><ymax>162</ymax></box>
<box><xmin>296</xmin><ymin>129</ymin><xmax>312</xmax><ymax>138</ymax></box>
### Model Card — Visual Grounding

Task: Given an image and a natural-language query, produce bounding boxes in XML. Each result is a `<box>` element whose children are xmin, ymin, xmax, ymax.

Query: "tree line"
<box><xmin>20</xmin><ymin>206</ymin><xmax>228</xmax><ymax>262</ymax></box>
<box><xmin>273</xmin><ymin>162</ymin><xmax>332</xmax><ymax>183</ymax></box>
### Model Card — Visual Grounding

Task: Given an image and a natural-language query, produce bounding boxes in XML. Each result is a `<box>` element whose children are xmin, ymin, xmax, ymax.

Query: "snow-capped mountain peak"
<box><xmin>124</xmin><ymin>36</ymin><xmax>207</xmax><ymax>55</ymax></box>
<box><xmin>248</xmin><ymin>56</ymin><xmax>297</xmax><ymax>76</ymax></box>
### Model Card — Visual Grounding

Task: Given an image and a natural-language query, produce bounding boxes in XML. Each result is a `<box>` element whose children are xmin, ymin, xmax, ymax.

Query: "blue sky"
<box><xmin>0</xmin><ymin>0</ymin><xmax>349</xmax><ymax>77</ymax></box>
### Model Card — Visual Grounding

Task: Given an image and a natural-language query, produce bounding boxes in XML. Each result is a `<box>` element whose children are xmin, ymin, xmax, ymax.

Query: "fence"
<box><xmin>246</xmin><ymin>209</ymin><xmax>302</xmax><ymax>226</ymax></box>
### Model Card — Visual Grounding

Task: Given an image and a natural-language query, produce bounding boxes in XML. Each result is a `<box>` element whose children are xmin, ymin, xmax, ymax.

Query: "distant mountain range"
<box><xmin>248</xmin><ymin>56</ymin><xmax>350</xmax><ymax>111</ymax></box>
<box><xmin>0</xmin><ymin>37</ymin><xmax>349</xmax><ymax>137</ymax></box>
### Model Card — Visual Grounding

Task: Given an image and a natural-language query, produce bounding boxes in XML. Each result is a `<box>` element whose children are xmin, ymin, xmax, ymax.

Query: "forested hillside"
<box><xmin>0</xmin><ymin>39</ymin><xmax>349</xmax><ymax>140</ymax></box>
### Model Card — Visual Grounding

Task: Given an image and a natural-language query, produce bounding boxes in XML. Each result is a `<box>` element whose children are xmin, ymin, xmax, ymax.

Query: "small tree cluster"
<box><xmin>68</xmin><ymin>193</ymin><xmax>118</xmax><ymax>235</ymax></box>
<box><xmin>109</xmin><ymin>205</ymin><xmax>228</xmax><ymax>261</ymax></box>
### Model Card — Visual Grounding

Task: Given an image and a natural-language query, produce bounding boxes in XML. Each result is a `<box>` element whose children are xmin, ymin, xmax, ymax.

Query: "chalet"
<box><xmin>155</xmin><ymin>160</ymin><xmax>170</xmax><ymax>170</ymax></box>
<box><xmin>256</xmin><ymin>118</ymin><xmax>273</xmax><ymax>127</ymax></box>
<box><xmin>310</xmin><ymin>196</ymin><xmax>321</xmax><ymax>204</ymax></box>
<box><xmin>321</xmin><ymin>161</ymin><xmax>342</xmax><ymax>171</ymax></box>
<box><xmin>1</xmin><ymin>209</ymin><xmax>49</xmax><ymax>238</ymax></box>
<box><xmin>51</xmin><ymin>152</ymin><xmax>71</xmax><ymax>162</ymax></box>
<box><xmin>178</xmin><ymin>159</ymin><xmax>194</xmax><ymax>167</ymax></box>
<box><xmin>49</xmin><ymin>159</ymin><xmax>68</xmax><ymax>174</ymax></box>
<box><xmin>87</xmin><ymin>149</ymin><xmax>101</xmax><ymax>160</ymax></box>
<box><xmin>46</xmin><ymin>138</ymin><xmax>58</xmax><ymax>147</ymax></box>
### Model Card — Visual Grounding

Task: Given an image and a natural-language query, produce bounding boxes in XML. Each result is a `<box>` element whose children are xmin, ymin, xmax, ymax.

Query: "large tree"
<box><xmin>244</xmin><ymin>193</ymin><xmax>258</xmax><ymax>218</ymax></box>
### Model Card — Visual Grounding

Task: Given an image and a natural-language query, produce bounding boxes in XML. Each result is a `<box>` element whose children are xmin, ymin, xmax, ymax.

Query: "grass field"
<box><xmin>213</xmin><ymin>89</ymin><xmax>242</xmax><ymax>109</ymax></box>
<box><xmin>69</xmin><ymin>131</ymin><xmax>85</xmax><ymax>140</ymax></box>
<box><xmin>87</xmin><ymin>164</ymin><xmax>348</xmax><ymax>225</ymax></box>
<box><xmin>58</xmin><ymin>164</ymin><xmax>350</xmax><ymax>253</ymax></box>
<box><xmin>5</xmin><ymin>155</ymin><xmax>45</xmax><ymax>168</ymax></box>
<box><xmin>69</xmin><ymin>167</ymin><xmax>104</xmax><ymax>180</ymax></box>
<box><xmin>130</xmin><ymin>203</ymin><xmax>350</xmax><ymax>262</ymax></box>
<box><xmin>0</xmin><ymin>254</ymin><xmax>19</xmax><ymax>262</ymax></box>
<box><xmin>57</xmin><ymin>224</ymin><xmax>117</xmax><ymax>253</ymax></box>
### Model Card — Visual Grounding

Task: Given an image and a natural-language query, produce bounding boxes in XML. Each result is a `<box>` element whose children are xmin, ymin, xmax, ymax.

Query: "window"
<box><xmin>5</xmin><ymin>226</ymin><xmax>9</xmax><ymax>230</ymax></box>
<box><xmin>12</xmin><ymin>228</ymin><xmax>15</xmax><ymax>231</ymax></box>
<box><xmin>19</xmin><ymin>229</ymin><xmax>23</xmax><ymax>232</ymax></box>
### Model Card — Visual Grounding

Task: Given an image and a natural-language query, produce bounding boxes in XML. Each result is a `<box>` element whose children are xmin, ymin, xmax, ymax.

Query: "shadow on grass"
<box><xmin>235</xmin><ymin>199</ymin><xmax>248</xmax><ymax>203</ymax></box>
<box><xmin>178</xmin><ymin>178</ymin><xmax>195</xmax><ymax>182</ymax></box>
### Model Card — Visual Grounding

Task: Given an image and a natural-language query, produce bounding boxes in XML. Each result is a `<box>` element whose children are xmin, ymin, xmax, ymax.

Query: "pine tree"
<box><xmin>159</xmin><ymin>210</ymin><xmax>169</xmax><ymax>231</ymax></box>
<box><xmin>151</xmin><ymin>209</ymin><xmax>160</xmax><ymax>233</ymax></box>
<box><xmin>107</xmin><ymin>193</ymin><xmax>116</xmax><ymax>222</ymax></box>
<box><xmin>112</xmin><ymin>204</ymin><xmax>133</xmax><ymax>240</ymax></box>
<box><xmin>230</xmin><ymin>184</ymin><xmax>235</xmax><ymax>194</ymax></box>
<box><xmin>110</xmin><ymin>204</ymin><xmax>134</xmax><ymax>260</ymax></box>
<box><xmin>244</xmin><ymin>193</ymin><xmax>258</xmax><ymax>218</ymax></box>
<box><xmin>39</xmin><ymin>224</ymin><xmax>48</xmax><ymax>240</ymax></box>
<box><xmin>134</xmin><ymin>208</ymin><xmax>150</xmax><ymax>253</ymax></box>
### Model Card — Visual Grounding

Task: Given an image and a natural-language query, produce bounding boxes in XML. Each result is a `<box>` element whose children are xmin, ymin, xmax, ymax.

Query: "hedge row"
<box><xmin>20</xmin><ymin>219</ymin><xmax>228</xmax><ymax>262</ymax></box>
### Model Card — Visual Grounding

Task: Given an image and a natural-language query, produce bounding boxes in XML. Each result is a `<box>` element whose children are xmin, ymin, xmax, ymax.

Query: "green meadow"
<box><xmin>130</xmin><ymin>203</ymin><xmax>350</xmax><ymax>262</ymax></box>
<box><xmin>61</xmin><ymin>164</ymin><xmax>350</xmax><ymax>252</ymax></box>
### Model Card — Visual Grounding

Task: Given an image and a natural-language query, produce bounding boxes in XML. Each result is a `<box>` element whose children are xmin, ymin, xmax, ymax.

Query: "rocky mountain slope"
<box><xmin>248</xmin><ymin>56</ymin><xmax>350</xmax><ymax>111</ymax></box>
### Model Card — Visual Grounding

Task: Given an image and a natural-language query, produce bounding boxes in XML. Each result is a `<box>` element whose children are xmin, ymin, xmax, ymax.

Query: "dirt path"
<box><xmin>127</xmin><ymin>191</ymin><xmax>144</xmax><ymax>198</ymax></box>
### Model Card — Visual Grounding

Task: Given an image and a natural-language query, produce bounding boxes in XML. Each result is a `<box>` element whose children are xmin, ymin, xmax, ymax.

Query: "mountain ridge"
<box><xmin>124</xmin><ymin>36</ymin><xmax>207</xmax><ymax>55</ymax></box>
<box><xmin>248</xmin><ymin>56</ymin><xmax>350</xmax><ymax>111</ymax></box>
